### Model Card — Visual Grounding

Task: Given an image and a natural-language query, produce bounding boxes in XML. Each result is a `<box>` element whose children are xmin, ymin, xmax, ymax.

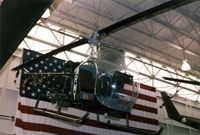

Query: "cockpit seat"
<box><xmin>79</xmin><ymin>69</ymin><xmax>95</xmax><ymax>93</ymax></box>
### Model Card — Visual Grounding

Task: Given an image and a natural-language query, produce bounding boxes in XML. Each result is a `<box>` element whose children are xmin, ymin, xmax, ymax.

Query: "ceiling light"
<box><xmin>41</xmin><ymin>8</ymin><xmax>50</xmax><ymax>18</ymax></box>
<box><xmin>181</xmin><ymin>60</ymin><xmax>191</xmax><ymax>71</ymax></box>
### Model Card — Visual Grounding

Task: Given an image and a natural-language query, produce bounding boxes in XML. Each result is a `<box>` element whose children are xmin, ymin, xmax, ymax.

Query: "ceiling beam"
<box><xmin>156</xmin><ymin>0</ymin><xmax>200</xmax><ymax>25</ymax></box>
<box><xmin>113</xmin><ymin>0</ymin><xmax>200</xmax><ymax>47</ymax></box>
<box><xmin>98</xmin><ymin>0</ymin><xmax>198</xmax><ymax>36</ymax></box>
<box><xmin>75</xmin><ymin>0</ymin><xmax>200</xmax><ymax>58</ymax></box>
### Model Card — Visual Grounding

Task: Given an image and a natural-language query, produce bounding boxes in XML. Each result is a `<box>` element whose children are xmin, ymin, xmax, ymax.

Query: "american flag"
<box><xmin>14</xmin><ymin>49</ymin><xmax>160</xmax><ymax>135</ymax></box>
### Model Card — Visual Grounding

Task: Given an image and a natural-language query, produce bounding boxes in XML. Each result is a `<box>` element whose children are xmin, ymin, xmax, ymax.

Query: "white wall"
<box><xmin>0</xmin><ymin>55</ymin><xmax>20</xmax><ymax>135</ymax></box>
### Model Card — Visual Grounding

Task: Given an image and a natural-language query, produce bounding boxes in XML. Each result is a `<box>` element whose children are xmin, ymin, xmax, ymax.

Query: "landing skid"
<box><xmin>96</xmin><ymin>113</ymin><xmax>163</xmax><ymax>135</ymax></box>
<box><xmin>33</xmin><ymin>98</ymin><xmax>89</xmax><ymax>123</ymax></box>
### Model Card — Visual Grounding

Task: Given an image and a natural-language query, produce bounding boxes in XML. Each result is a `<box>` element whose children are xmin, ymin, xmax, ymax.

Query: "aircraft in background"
<box><xmin>160</xmin><ymin>91</ymin><xmax>200</xmax><ymax>130</ymax></box>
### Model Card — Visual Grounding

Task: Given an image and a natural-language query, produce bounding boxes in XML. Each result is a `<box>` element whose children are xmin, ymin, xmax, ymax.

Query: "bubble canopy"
<box><xmin>77</xmin><ymin>57</ymin><xmax>139</xmax><ymax>113</ymax></box>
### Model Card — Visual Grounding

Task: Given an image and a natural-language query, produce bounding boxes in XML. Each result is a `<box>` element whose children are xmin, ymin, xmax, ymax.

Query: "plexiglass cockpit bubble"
<box><xmin>76</xmin><ymin>46</ymin><xmax>139</xmax><ymax>113</ymax></box>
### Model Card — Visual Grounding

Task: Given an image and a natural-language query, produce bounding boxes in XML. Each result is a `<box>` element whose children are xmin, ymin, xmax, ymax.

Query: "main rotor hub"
<box><xmin>88</xmin><ymin>32</ymin><xmax>101</xmax><ymax>46</ymax></box>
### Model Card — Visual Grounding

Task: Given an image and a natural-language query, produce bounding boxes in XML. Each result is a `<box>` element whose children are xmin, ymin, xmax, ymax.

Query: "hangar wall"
<box><xmin>0</xmin><ymin>55</ymin><xmax>20</xmax><ymax>135</ymax></box>
<box><xmin>0</xmin><ymin>53</ymin><xmax>200</xmax><ymax>135</ymax></box>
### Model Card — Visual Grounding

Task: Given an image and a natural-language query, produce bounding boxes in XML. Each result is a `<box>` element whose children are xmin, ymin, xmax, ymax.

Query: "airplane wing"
<box><xmin>0</xmin><ymin>0</ymin><xmax>53</xmax><ymax>70</ymax></box>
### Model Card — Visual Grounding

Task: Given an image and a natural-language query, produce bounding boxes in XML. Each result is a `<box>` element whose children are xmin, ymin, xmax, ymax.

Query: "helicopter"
<box><xmin>13</xmin><ymin>0</ymin><xmax>196</xmax><ymax>134</ymax></box>
<box><xmin>160</xmin><ymin>91</ymin><xmax>200</xmax><ymax>130</ymax></box>
<box><xmin>160</xmin><ymin>77</ymin><xmax>200</xmax><ymax>130</ymax></box>
<box><xmin>20</xmin><ymin>47</ymin><xmax>142</xmax><ymax>133</ymax></box>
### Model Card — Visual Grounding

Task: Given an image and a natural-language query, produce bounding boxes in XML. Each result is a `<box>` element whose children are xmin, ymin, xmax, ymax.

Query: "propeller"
<box><xmin>12</xmin><ymin>0</ymin><xmax>197</xmax><ymax>71</ymax></box>
<box><xmin>163</xmin><ymin>77</ymin><xmax>200</xmax><ymax>86</ymax></box>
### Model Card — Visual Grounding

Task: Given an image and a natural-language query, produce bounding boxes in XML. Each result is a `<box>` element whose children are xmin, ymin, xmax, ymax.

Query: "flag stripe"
<box><xmin>17</xmin><ymin>102</ymin><xmax>159</xmax><ymax>125</ymax></box>
<box><xmin>15</xmin><ymin>114</ymin><xmax>136</xmax><ymax>135</ymax></box>
<box><xmin>124</xmin><ymin>83</ymin><xmax>156</xmax><ymax>92</ymax></box>
<box><xmin>124</xmin><ymin>84</ymin><xmax>156</xmax><ymax>98</ymax></box>
<box><xmin>15</xmin><ymin>118</ymin><xmax>95</xmax><ymax>135</ymax></box>
<box><xmin>131</xmin><ymin>109</ymin><xmax>157</xmax><ymax>120</ymax></box>
<box><xmin>14</xmin><ymin>127</ymin><xmax>56</xmax><ymax>135</ymax></box>
<box><xmin>135</xmin><ymin>98</ymin><xmax>157</xmax><ymax>109</ymax></box>
<box><xmin>17</xmin><ymin>97</ymin><xmax>158</xmax><ymax>120</ymax></box>
<box><xmin>137</xmin><ymin>93</ymin><xmax>156</xmax><ymax>103</ymax></box>
<box><xmin>133</xmin><ymin>103</ymin><xmax>157</xmax><ymax>114</ymax></box>
<box><xmin>18</xmin><ymin>92</ymin><xmax>158</xmax><ymax>114</ymax></box>
<box><xmin>16</xmin><ymin>106</ymin><xmax>159</xmax><ymax>134</ymax></box>
<box><xmin>137</xmin><ymin>87</ymin><xmax>156</xmax><ymax>98</ymax></box>
<box><xmin>140</xmin><ymin>84</ymin><xmax>156</xmax><ymax>92</ymax></box>
<box><xmin>121</xmin><ymin>89</ymin><xmax>156</xmax><ymax>103</ymax></box>
<box><xmin>16</xmin><ymin>96</ymin><xmax>159</xmax><ymax>134</ymax></box>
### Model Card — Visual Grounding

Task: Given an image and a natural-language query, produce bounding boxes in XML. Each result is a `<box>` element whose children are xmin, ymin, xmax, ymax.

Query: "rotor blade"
<box><xmin>163</xmin><ymin>77</ymin><xmax>200</xmax><ymax>86</ymax></box>
<box><xmin>12</xmin><ymin>38</ymin><xmax>88</xmax><ymax>70</ymax></box>
<box><xmin>99</xmin><ymin>0</ymin><xmax>196</xmax><ymax>36</ymax></box>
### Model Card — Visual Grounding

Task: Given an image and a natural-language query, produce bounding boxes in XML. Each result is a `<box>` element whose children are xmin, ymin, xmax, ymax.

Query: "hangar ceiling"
<box><xmin>46</xmin><ymin>0</ymin><xmax>200</xmax><ymax>78</ymax></box>
<box><xmin>4</xmin><ymin>0</ymin><xmax>199</xmax><ymax>102</ymax></box>
<box><xmin>27</xmin><ymin>0</ymin><xmax>198</xmax><ymax>102</ymax></box>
